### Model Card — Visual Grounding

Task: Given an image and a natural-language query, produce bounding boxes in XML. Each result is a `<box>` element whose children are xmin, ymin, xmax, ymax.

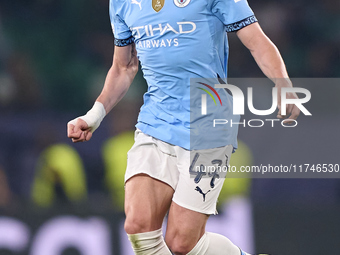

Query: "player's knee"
<box><xmin>124</xmin><ymin>216</ymin><xmax>148</xmax><ymax>234</ymax></box>
<box><xmin>166</xmin><ymin>234</ymin><xmax>194</xmax><ymax>255</ymax></box>
<box><xmin>124</xmin><ymin>213</ymin><xmax>153</xmax><ymax>234</ymax></box>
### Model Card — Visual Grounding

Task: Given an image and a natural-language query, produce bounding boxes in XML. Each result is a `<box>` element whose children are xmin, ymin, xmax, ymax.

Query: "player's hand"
<box><xmin>276</xmin><ymin>80</ymin><xmax>300</xmax><ymax>124</ymax></box>
<box><xmin>67</xmin><ymin>101</ymin><xmax>106</xmax><ymax>143</ymax></box>
<box><xmin>67</xmin><ymin>118</ymin><xmax>93</xmax><ymax>143</ymax></box>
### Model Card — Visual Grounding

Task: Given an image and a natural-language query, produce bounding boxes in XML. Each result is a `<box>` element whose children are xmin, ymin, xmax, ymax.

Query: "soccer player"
<box><xmin>67</xmin><ymin>0</ymin><xmax>300</xmax><ymax>254</ymax></box>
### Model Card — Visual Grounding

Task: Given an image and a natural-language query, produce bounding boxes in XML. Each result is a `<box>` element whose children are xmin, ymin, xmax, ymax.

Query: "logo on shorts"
<box><xmin>195</xmin><ymin>186</ymin><xmax>210</xmax><ymax>202</ymax></box>
<box><xmin>174</xmin><ymin>0</ymin><xmax>191</xmax><ymax>7</ymax></box>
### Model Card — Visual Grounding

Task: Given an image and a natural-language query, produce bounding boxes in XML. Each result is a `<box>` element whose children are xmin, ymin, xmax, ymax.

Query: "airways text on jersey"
<box><xmin>137</xmin><ymin>38</ymin><xmax>179</xmax><ymax>48</ymax></box>
<box><xmin>131</xmin><ymin>21</ymin><xmax>196</xmax><ymax>48</ymax></box>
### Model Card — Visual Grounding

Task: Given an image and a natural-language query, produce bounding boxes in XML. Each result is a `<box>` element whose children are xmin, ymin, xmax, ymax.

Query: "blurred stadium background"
<box><xmin>0</xmin><ymin>0</ymin><xmax>339</xmax><ymax>254</ymax></box>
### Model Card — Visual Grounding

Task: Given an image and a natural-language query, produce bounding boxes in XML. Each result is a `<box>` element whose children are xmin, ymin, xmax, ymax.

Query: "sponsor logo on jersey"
<box><xmin>136</xmin><ymin>38</ymin><xmax>179</xmax><ymax>48</ymax></box>
<box><xmin>131</xmin><ymin>0</ymin><xmax>142</xmax><ymax>10</ymax></box>
<box><xmin>132</xmin><ymin>21</ymin><xmax>196</xmax><ymax>48</ymax></box>
<box><xmin>152</xmin><ymin>0</ymin><xmax>164</xmax><ymax>12</ymax></box>
<box><xmin>174</xmin><ymin>0</ymin><xmax>191</xmax><ymax>8</ymax></box>
<box><xmin>131</xmin><ymin>21</ymin><xmax>196</xmax><ymax>39</ymax></box>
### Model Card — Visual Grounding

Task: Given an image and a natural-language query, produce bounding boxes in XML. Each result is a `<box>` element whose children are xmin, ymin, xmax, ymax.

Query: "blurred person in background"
<box><xmin>31</xmin><ymin>143</ymin><xmax>87</xmax><ymax>207</ymax></box>
<box><xmin>31</xmin><ymin>123</ymin><xmax>87</xmax><ymax>207</ymax></box>
<box><xmin>6</xmin><ymin>53</ymin><xmax>42</xmax><ymax>110</ymax></box>
<box><xmin>0</xmin><ymin>5</ymin><xmax>42</xmax><ymax>111</ymax></box>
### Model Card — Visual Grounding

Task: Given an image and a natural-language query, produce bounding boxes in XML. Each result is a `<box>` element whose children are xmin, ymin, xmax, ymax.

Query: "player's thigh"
<box><xmin>124</xmin><ymin>174</ymin><xmax>174</xmax><ymax>234</ymax></box>
<box><xmin>165</xmin><ymin>201</ymin><xmax>209</xmax><ymax>253</ymax></box>
<box><xmin>124</xmin><ymin>130</ymin><xmax>179</xmax><ymax>234</ymax></box>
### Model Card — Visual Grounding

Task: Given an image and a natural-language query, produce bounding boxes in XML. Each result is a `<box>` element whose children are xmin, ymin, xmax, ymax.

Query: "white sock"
<box><xmin>187</xmin><ymin>232</ymin><xmax>244</xmax><ymax>255</ymax></box>
<box><xmin>127</xmin><ymin>229</ymin><xmax>172</xmax><ymax>255</ymax></box>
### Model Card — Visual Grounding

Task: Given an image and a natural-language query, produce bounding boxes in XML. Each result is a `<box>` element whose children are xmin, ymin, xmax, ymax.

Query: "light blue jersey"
<box><xmin>110</xmin><ymin>0</ymin><xmax>257</xmax><ymax>150</ymax></box>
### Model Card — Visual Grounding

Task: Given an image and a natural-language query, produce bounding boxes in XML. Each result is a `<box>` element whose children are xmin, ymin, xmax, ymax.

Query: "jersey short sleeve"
<box><xmin>211</xmin><ymin>0</ymin><xmax>258</xmax><ymax>32</ymax></box>
<box><xmin>109</xmin><ymin>0</ymin><xmax>134</xmax><ymax>46</ymax></box>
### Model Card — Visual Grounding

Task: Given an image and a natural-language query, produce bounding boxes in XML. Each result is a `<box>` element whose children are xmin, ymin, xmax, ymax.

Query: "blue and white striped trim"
<box><xmin>114</xmin><ymin>36</ymin><xmax>134</xmax><ymax>47</ymax></box>
<box><xmin>226</xmin><ymin>15</ymin><xmax>258</xmax><ymax>32</ymax></box>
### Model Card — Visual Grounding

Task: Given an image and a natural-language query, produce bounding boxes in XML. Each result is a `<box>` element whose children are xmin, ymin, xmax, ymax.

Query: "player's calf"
<box><xmin>165</xmin><ymin>203</ymin><xmax>207</xmax><ymax>254</ymax></box>
<box><xmin>166</xmin><ymin>235</ymin><xmax>198</xmax><ymax>255</ymax></box>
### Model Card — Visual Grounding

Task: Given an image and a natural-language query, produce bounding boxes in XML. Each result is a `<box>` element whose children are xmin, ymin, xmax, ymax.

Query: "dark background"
<box><xmin>0</xmin><ymin>0</ymin><xmax>339</xmax><ymax>254</ymax></box>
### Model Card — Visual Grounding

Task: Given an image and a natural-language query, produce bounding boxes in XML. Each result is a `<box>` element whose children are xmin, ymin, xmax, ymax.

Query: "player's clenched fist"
<box><xmin>67</xmin><ymin>118</ymin><xmax>92</xmax><ymax>143</ymax></box>
<box><xmin>67</xmin><ymin>101</ymin><xmax>106</xmax><ymax>143</ymax></box>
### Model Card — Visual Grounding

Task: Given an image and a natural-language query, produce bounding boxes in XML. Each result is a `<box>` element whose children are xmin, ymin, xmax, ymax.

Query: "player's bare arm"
<box><xmin>237</xmin><ymin>23</ymin><xmax>300</xmax><ymax>122</ymax></box>
<box><xmin>97</xmin><ymin>42</ymin><xmax>138</xmax><ymax>113</ymax></box>
<box><xmin>67</xmin><ymin>43</ymin><xmax>138</xmax><ymax>143</ymax></box>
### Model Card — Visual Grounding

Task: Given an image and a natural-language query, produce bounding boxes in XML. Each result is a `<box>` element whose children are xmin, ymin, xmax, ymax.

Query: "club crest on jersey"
<box><xmin>152</xmin><ymin>0</ymin><xmax>164</xmax><ymax>12</ymax></box>
<box><xmin>174</xmin><ymin>0</ymin><xmax>190</xmax><ymax>8</ymax></box>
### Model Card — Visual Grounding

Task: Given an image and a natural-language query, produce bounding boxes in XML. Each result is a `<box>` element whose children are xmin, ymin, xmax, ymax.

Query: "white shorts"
<box><xmin>125</xmin><ymin>130</ymin><xmax>233</xmax><ymax>215</ymax></box>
